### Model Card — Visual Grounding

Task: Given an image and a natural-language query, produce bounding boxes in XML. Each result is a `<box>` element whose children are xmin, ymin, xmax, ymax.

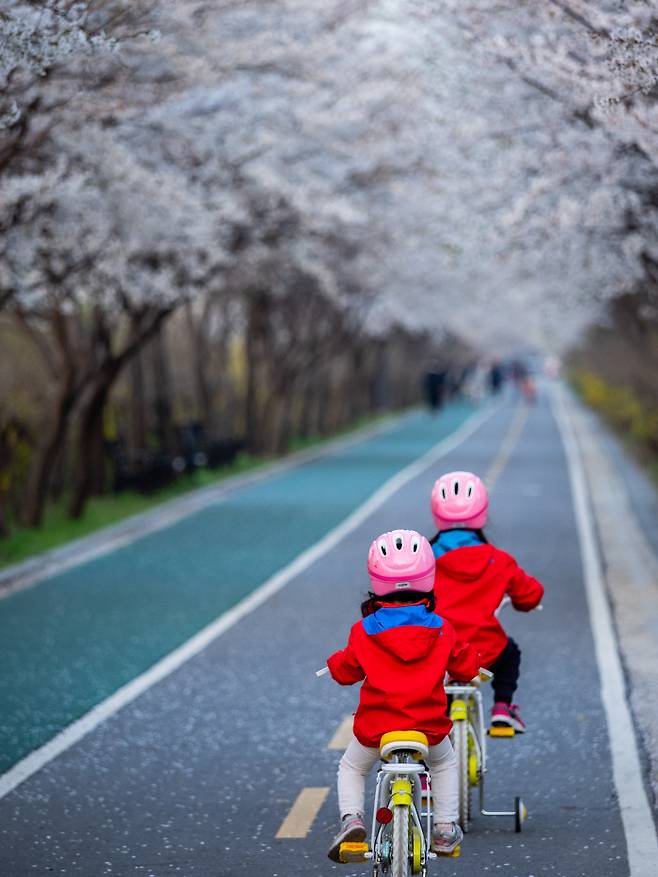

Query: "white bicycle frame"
<box><xmin>370</xmin><ymin>757</ymin><xmax>435</xmax><ymax>870</ymax></box>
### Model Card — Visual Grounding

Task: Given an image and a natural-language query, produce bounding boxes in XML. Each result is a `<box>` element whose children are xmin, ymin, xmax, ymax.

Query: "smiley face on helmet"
<box><xmin>431</xmin><ymin>471</ymin><xmax>488</xmax><ymax>531</ymax></box>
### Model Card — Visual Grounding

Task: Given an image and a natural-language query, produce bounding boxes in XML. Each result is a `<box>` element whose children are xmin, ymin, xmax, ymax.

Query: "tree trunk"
<box><xmin>268</xmin><ymin>375</ymin><xmax>294</xmax><ymax>455</ymax></box>
<box><xmin>213</xmin><ymin>306</ymin><xmax>235</xmax><ymax>439</ymax></box>
<box><xmin>372</xmin><ymin>340</ymin><xmax>388</xmax><ymax>412</ymax></box>
<box><xmin>347</xmin><ymin>345</ymin><xmax>365</xmax><ymax>422</ymax></box>
<box><xmin>68</xmin><ymin>308</ymin><xmax>174</xmax><ymax>520</ymax></box>
<box><xmin>317</xmin><ymin>370</ymin><xmax>335</xmax><ymax>436</ymax></box>
<box><xmin>185</xmin><ymin>300</ymin><xmax>214</xmax><ymax>435</ymax></box>
<box><xmin>297</xmin><ymin>377</ymin><xmax>318</xmax><ymax>439</ymax></box>
<box><xmin>69</xmin><ymin>367</ymin><xmax>118</xmax><ymax>519</ymax></box>
<box><xmin>150</xmin><ymin>325</ymin><xmax>176</xmax><ymax>455</ymax></box>
<box><xmin>23</xmin><ymin>380</ymin><xmax>77</xmax><ymax>527</ymax></box>
<box><xmin>0</xmin><ymin>427</ymin><xmax>10</xmax><ymax>539</ymax></box>
<box><xmin>0</xmin><ymin>497</ymin><xmax>8</xmax><ymax>539</ymax></box>
<box><xmin>194</xmin><ymin>334</ymin><xmax>213</xmax><ymax>432</ymax></box>
<box><xmin>130</xmin><ymin>350</ymin><xmax>147</xmax><ymax>454</ymax></box>
<box><xmin>89</xmin><ymin>403</ymin><xmax>108</xmax><ymax>498</ymax></box>
<box><xmin>245</xmin><ymin>293</ymin><xmax>270</xmax><ymax>453</ymax></box>
<box><xmin>13</xmin><ymin>308</ymin><xmax>81</xmax><ymax>527</ymax></box>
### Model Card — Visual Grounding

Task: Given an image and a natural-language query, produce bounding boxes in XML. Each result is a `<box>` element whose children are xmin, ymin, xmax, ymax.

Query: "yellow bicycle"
<box><xmin>446</xmin><ymin>672</ymin><xmax>527</xmax><ymax>833</ymax></box>
<box><xmin>339</xmin><ymin>729</ymin><xmax>453</xmax><ymax>877</ymax></box>
<box><xmin>316</xmin><ymin>668</ymin><xmax>443</xmax><ymax>874</ymax></box>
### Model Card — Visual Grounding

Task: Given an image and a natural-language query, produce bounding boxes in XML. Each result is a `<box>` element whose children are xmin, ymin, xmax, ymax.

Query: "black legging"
<box><xmin>489</xmin><ymin>637</ymin><xmax>521</xmax><ymax>704</ymax></box>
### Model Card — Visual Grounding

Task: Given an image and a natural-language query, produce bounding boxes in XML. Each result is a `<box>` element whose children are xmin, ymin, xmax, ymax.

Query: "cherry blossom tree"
<box><xmin>137</xmin><ymin>0</ymin><xmax>656</xmax><ymax>351</ymax></box>
<box><xmin>0</xmin><ymin>129</ymin><xmax>217</xmax><ymax>522</ymax></box>
<box><xmin>3</xmin><ymin>0</ymin><xmax>658</xmax><ymax>529</ymax></box>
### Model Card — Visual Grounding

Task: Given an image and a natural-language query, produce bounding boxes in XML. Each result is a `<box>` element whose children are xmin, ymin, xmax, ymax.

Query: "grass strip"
<box><xmin>0</xmin><ymin>411</ymin><xmax>397</xmax><ymax>570</ymax></box>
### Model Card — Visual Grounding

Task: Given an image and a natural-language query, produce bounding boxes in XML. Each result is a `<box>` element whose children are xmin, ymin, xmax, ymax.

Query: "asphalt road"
<box><xmin>0</xmin><ymin>388</ymin><xmax>655</xmax><ymax>877</ymax></box>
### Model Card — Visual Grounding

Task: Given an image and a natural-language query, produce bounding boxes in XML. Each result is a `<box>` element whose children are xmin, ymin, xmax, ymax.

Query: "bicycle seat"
<box><xmin>380</xmin><ymin>730</ymin><xmax>429</xmax><ymax>761</ymax></box>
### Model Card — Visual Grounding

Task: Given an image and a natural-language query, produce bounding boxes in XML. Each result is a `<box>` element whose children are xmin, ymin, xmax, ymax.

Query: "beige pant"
<box><xmin>337</xmin><ymin>735</ymin><xmax>458</xmax><ymax>822</ymax></box>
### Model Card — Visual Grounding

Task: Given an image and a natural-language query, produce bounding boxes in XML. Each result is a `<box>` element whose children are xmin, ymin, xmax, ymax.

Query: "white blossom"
<box><xmin>3</xmin><ymin>0</ymin><xmax>658</xmax><ymax>353</ymax></box>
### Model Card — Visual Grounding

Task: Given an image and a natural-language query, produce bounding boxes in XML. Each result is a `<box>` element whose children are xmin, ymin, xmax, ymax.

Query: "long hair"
<box><xmin>361</xmin><ymin>589</ymin><xmax>436</xmax><ymax>618</ymax></box>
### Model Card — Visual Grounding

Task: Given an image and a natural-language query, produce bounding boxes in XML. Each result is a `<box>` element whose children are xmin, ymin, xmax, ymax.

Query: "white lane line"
<box><xmin>328</xmin><ymin>715</ymin><xmax>354</xmax><ymax>751</ymax></box>
<box><xmin>0</xmin><ymin>410</ymin><xmax>417</xmax><ymax>600</ymax></box>
<box><xmin>275</xmin><ymin>787</ymin><xmax>330</xmax><ymax>839</ymax></box>
<box><xmin>484</xmin><ymin>403</ymin><xmax>528</xmax><ymax>492</ymax></box>
<box><xmin>553</xmin><ymin>385</ymin><xmax>658</xmax><ymax>876</ymax></box>
<box><xmin>0</xmin><ymin>401</ymin><xmax>499</xmax><ymax>801</ymax></box>
<box><xmin>573</xmin><ymin>401</ymin><xmax>658</xmax><ymax>797</ymax></box>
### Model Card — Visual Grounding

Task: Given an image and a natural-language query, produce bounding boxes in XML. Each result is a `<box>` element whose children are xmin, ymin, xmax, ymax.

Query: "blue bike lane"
<box><xmin>0</xmin><ymin>403</ymin><xmax>478</xmax><ymax>776</ymax></box>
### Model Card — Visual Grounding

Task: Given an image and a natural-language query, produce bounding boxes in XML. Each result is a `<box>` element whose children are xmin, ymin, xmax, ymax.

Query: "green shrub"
<box><xmin>571</xmin><ymin>370</ymin><xmax>658</xmax><ymax>459</ymax></box>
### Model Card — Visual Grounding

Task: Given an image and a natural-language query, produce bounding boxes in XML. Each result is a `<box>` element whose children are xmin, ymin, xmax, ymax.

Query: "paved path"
<box><xmin>0</xmin><ymin>403</ymin><xmax>476</xmax><ymax>774</ymax></box>
<box><xmin>1</xmin><ymin>388</ymin><xmax>656</xmax><ymax>877</ymax></box>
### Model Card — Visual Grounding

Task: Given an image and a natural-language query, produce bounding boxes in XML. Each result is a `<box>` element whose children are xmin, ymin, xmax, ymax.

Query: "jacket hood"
<box><xmin>361</xmin><ymin>603</ymin><xmax>443</xmax><ymax>662</ymax></box>
<box><xmin>435</xmin><ymin>543</ymin><xmax>495</xmax><ymax>581</ymax></box>
<box><xmin>432</xmin><ymin>528</ymin><xmax>484</xmax><ymax>557</ymax></box>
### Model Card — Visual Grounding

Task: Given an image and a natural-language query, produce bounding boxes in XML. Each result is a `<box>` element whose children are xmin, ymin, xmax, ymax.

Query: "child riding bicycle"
<box><xmin>325</xmin><ymin>529</ymin><xmax>480</xmax><ymax>861</ymax></box>
<box><xmin>430</xmin><ymin>472</ymin><xmax>544</xmax><ymax>731</ymax></box>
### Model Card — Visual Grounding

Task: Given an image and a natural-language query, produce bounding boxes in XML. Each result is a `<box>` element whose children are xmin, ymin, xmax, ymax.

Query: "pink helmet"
<box><xmin>431</xmin><ymin>471</ymin><xmax>488</xmax><ymax>531</ymax></box>
<box><xmin>367</xmin><ymin>529</ymin><xmax>435</xmax><ymax>597</ymax></box>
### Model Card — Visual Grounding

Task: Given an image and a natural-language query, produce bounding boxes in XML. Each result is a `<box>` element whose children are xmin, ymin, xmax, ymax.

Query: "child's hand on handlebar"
<box><xmin>470</xmin><ymin>667</ymin><xmax>493</xmax><ymax>685</ymax></box>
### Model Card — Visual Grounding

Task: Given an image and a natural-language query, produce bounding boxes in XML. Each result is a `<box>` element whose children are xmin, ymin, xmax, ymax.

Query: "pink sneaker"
<box><xmin>491</xmin><ymin>702</ymin><xmax>526</xmax><ymax>733</ymax></box>
<box><xmin>431</xmin><ymin>821</ymin><xmax>463</xmax><ymax>854</ymax></box>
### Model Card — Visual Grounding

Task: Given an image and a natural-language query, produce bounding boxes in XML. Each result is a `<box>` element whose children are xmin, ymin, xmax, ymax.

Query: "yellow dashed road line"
<box><xmin>275</xmin><ymin>787</ymin><xmax>330</xmax><ymax>839</ymax></box>
<box><xmin>485</xmin><ymin>404</ymin><xmax>528</xmax><ymax>492</ymax></box>
<box><xmin>328</xmin><ymin>714</ymin><xmax>353</xmax><ymax>750</ymax></box>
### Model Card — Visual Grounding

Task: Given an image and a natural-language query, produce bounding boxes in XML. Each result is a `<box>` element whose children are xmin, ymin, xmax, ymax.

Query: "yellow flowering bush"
<box><xmin>572</xmin><ymin>371</ymin><xmax>658</xmax><ymax>456</ymax></box>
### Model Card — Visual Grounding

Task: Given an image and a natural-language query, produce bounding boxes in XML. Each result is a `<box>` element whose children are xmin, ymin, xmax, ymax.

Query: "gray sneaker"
<box><xmin>431</xmin><ymin>821</ymin><xmax>463</xmax><ymax>854</ymax></box>
<box><xmin>327</xmin><ymin>813</ymin><xmax>367</xmax><ymax>862</ymax></box>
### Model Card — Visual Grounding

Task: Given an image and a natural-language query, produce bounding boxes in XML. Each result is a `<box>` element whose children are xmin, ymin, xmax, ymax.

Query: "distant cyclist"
<box><xmin>511</xmin><ymin>359</ymin><xmax>536</xmax><ymax>403</ymax></box>
<box><xmin>325</xmin><ymin>529</ymin><xmax>480</xmax><ymax>860</ymax></box>
<box><xmin>429</xmin><ymin>473</ymin><xmax>544</xmax><ymax>732</ymax></box>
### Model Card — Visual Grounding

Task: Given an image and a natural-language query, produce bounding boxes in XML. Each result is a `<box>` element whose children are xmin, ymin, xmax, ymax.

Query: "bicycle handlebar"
<box><xmin>467</xmin><ymin>667</ymin><xmax>493</xmax><ymax>686</ymax></box>
<box><xmin>318</xmin><ymin>665</ymin><xmax>494</xmax><ymax>683</ymax></box>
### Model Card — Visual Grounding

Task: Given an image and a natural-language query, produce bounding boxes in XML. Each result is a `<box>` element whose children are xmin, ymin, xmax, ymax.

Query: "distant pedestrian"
<box><xmin>463</xmin><ymin>361</ymin><xmax>489</xmax><ymax>402</ymax></box>
<box><xmin>424</xmin><ymin>366</ymin><xmax>447</xmax><ymax>412</ymax></box>
<box><xmin>429</xmin><ymin>472</ymin><xmax>544</xmax><ymax>733</ymax></box>
<box><xmin>489</xmin><ymin>361</ymin><xmax>503</xmax><ymax>394</ymax></box>
<box><xmin>325</xmin><ymin>529</ymin><xmax>480</xmax><ymax>861</ymax></box>
<box><xmin>510</xmin><ymin>358</ymin><xmax>536</xmax><ymax>402</ymax></box>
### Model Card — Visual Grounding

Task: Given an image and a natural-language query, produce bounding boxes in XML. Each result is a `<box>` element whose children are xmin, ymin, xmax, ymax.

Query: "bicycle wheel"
<box><xmin>392</xmin><ymin>804</ymin><xmax>409</xmax><ymax>877</ymax></box>
<box><xmin>452</xmin><ymin>721</ymin><xmax>471</xmax><ymax>832</ymax></box>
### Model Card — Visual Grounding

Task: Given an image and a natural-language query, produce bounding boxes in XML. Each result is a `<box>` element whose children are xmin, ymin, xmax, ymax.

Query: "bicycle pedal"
<box><xmin>339</xmin><ymin>841</ymin><xmax>369</xmax><ymax>863</ymax></box>
<box><xmin>489</xmin><ymin>725</ymin><xmax>515</xmax><ymax>737</ymax></box>
<box><xmin>437</xmin><ymin>844</ymin><xmax>461</xmax><ymax>858</ymax></box>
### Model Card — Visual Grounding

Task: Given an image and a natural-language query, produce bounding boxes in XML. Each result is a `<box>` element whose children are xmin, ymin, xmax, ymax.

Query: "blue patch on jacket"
<box><xmin>432</xmin><ymin>529</ymin><xmax>483</xmax><ymax>558</ymax></box>
<box><xmin>362</xmin><ymin>604</ymin><xmax>444</xmax><ymax>636</ymax></box>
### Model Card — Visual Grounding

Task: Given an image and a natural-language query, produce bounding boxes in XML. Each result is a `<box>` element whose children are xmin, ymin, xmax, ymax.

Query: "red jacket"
<box><xmin>327</xmin><ymin>602</ymin><xmax>480</xmax><ymax>748</ymax></box>
<box><xmin>434</xmin><ymin>544</ymin><xmax>544</xmax><ymax>666</ymax></box>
